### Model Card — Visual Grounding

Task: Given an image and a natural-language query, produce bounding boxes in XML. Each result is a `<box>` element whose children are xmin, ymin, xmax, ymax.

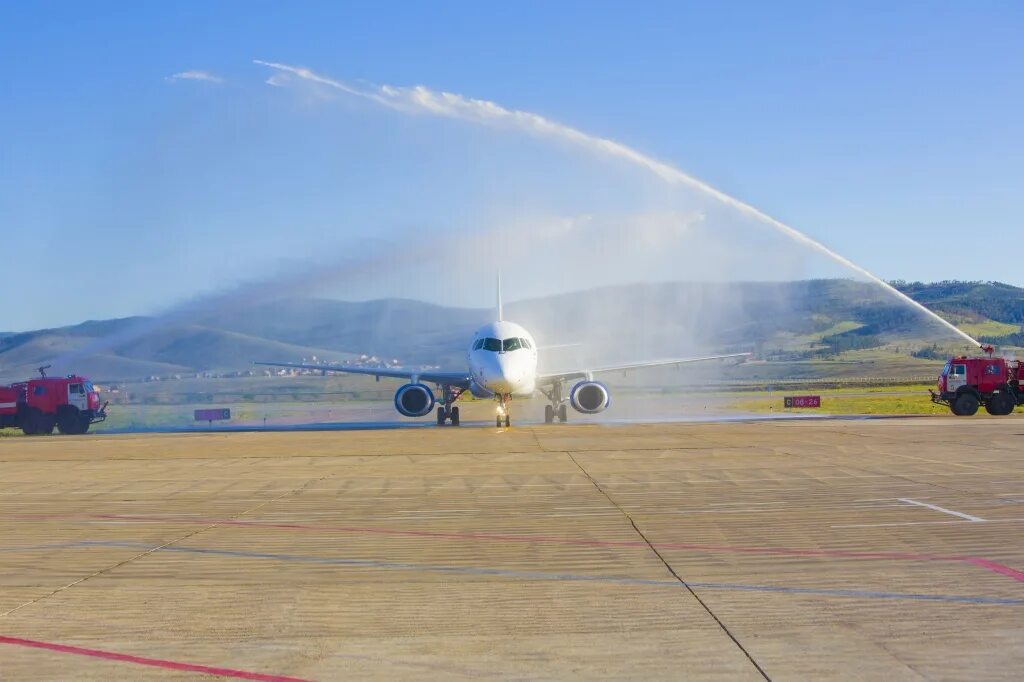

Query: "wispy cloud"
<box><xmin>264</xmin><ymin>73</ymin><xmax>290</xmax><ymax>87</ymax></box>
<box><xmin>165</xmin><ymin>70</ymin><xmax>224</xmax><ymax>84</ymax></box>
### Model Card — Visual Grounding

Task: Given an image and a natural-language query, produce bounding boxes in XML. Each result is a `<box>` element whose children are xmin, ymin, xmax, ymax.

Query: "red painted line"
<box><xmin>0</xmin><ymin>511</ymin><xmax>975</xmax><ymax>560</ymax></box>
<box><xmin>88</xmin><ymin>514</ymin><xmax>960</xmax><ymax>561</ymax></box>
<box><xmin>17</xmin><ymin>512</ymin><xmax>1024</xmax><ymax>583</ymax></box>
<box><xmin>963</xmin><ymin>558</ymin><xmax>1024</xmax><ymax>583</ymax></box>
<box><xmin>0</xmin><ymin>635</ymin><xmax>312</xmax><ymax>681</ymax></box>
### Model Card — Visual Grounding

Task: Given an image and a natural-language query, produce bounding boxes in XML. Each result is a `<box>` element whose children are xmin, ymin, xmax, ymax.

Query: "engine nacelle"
<box><xmin>569</xmin><ymin>380</ymin><xmax>611</xmax><ymax>414</ymax></box>
<box><xmin>394</xmin><ymin>383</ymin><xmax>435</xmax><ymax>417</ymax></box>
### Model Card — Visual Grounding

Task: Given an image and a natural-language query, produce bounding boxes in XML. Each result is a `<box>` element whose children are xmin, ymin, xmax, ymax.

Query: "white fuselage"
<box><xmin>467</xmin><ymin>320</ymin><xmax>538</xmax><ymax>397</ymax></box>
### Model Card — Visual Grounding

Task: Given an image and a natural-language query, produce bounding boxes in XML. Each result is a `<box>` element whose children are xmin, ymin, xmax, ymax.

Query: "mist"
<box><xmin>1</xmin><ymin>59</ymin><xmax>982</xmax><ymax>424</ymax></box>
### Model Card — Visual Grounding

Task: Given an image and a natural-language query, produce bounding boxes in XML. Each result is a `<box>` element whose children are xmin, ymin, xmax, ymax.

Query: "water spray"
<box><xmin>256</xmin><ymin>60</ymin><xmax>983</xmax><ymax>350</ymax></box>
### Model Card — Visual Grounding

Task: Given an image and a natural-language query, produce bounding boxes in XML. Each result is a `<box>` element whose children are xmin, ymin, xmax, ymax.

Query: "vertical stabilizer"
<box><xmin>496</xmin><ymin>272</ymin><xmax>503</xmax><ymax>321</ymax></box>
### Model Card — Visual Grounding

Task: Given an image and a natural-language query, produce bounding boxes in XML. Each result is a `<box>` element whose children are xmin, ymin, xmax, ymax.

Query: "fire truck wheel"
<box><xmin>57</xmin><ymin>407</ymin><xmax>84</xmax><ymax>435</ymax></box>
<box><xmin>38</xmin><ymin>416</ymin><xmax>55</xmax><ymax>435</ymax></box>
<box><xmin>985</xmin><ymin>392</ymin><xmax>1014</xmax><ymax>416</ymax></box>
<box><xmin>952</xmin><ymin>392</ymin><xmax>979</xmax><ymax>417</ymax></box>
<box><xmin>20</xmin><ymin>409</ymin><xmax>42</xmax><ymax>435</ymax></box>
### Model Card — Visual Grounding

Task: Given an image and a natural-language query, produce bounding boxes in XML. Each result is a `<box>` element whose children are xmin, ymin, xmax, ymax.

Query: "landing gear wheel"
<box><xmin>505</xmin><ymin>415</ymin><xmax>511</xmax><ymax>428</ymax></box>
<box><xmin>496</xmin><ymin>415</ymin><xmax>503</xmax><ymax>428</ymax></box>
<box><xmin>558</xmin><ymin>404</ymin><xmax>568</xmax><ymax>423</ymax></box>
<box><xmin>450</xmin><ymin>406</ymin><xmax>460</xmax><ymax>426</ymax></box>
<box><xmin>985</xmin><ymin>392</ymin><xmax>1014</xmax><ymax>416</ymax></box>
<box><xmin>544</xmin><ymin>405</ymin><xmax>554</xmax><ymax>424</ymax></box>
<box><xmin>953</xmin><ymin>392</ymin><xmax>979</xmax><ymax>417</ymax></box>
<box><xmin>437</xmin><ymin>406</ymin><xmax>447</xmax><ymax>425</ymax></box>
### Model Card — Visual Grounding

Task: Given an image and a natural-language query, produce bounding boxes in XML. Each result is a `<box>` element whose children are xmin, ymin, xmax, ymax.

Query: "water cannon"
<box><xmin>37</xmin><ymin>364</ymin><xmax>52</xmax><ymax>378</ymax></box>
<box><xmin>980</xmin><ymin>344</ymin><xmax>995</xmax><ymax>357</ymax></box>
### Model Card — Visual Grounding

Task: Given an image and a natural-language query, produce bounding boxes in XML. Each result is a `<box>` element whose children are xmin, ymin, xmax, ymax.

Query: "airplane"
<box><xmin>255</xmin><ymin>279</ymin><xmax>750</xmax><ymax>427</ymax></box>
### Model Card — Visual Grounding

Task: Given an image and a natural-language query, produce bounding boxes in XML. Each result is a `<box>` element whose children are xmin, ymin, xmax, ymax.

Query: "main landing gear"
<box><xmin>540</xmin><ymin>381</ymin><xmax>568</xmax><ymax>424</ymax></box>
<box><xmin>544</xmin><ymin>404</ymin><xmax>568</xmax><ymax>424</ymax></box>
<box><xmin>436</xmin><ymin>385</ymin><xmax>464</xmax><ymax>426</ymax></box>
<box><xmin>496</xmin><ymin>394</ymin><xmax>511</xmax><ymax>428</ymax></box>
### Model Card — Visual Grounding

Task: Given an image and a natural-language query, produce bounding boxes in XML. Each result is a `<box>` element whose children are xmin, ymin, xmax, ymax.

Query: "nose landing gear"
<box><xmin>496</xmin><ymin>394</ymin><xmax>511</xmax><ymax>428</ymax></box>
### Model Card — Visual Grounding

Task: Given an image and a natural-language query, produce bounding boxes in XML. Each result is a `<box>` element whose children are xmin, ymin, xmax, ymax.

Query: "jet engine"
<box><xmin>569</xmin><ymin>380</ymin><xmax>610</xmax><ymax>414</ymax></box>
<box><xmin>394</xmin><ymin>383</ymin><xmax>435</xmax><ymax>417</ymax></box>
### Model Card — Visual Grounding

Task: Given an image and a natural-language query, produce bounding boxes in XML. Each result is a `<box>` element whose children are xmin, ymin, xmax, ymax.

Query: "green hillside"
<box><xmin>892</xmin><ymin>280</ymin><xmax>1024</xmax><ymax>346</ymax></box>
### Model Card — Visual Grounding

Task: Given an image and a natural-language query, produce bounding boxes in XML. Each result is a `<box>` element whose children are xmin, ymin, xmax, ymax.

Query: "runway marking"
<box><xmin>897</xmin><ymin>498</ymin><xmax>986</xmax><ymax>522</ymax></box>
<box><xmin>0</xmin><ymin>542</ymin><xmax>89</xmax><ymax>553</ymax></box>
<box><xmin>10</xmin><ymin>512</ymin><xmax>1024</xmax><ymax>583</ymax></box>
<box><xmin>0</xmin><ymin>634</ymin><xmax>311</xmax><ymax>681</ymax></box>
<box><xmin>963</xmin><ymin>557</ymin><xmax>1024</xmax><ymax>582</ymax></box>
<box><xmin>60</xmin><ymin>541</ymin><xmax>1024</xmax><ymax>606</ymax></box>
<box><xmin>834</xmin><ymin>518</ymin><xmax>1024</xmax><ymax>529</ymax></box>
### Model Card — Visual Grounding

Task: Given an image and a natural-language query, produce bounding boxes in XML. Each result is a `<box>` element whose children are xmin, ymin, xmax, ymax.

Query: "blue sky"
<box><xmin>1</xmin><ymin>1</ymin><xmax>1021</xmax><ymax>331</ymax></box>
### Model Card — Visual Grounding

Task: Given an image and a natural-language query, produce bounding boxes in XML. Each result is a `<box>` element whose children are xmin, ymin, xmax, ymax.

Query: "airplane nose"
<box><xmin>483</xmin><ymin>354</ymin><xmax>520</xmax><ymax>393</ymax></box>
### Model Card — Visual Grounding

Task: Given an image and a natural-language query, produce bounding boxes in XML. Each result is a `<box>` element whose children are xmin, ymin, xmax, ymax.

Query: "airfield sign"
<box><xmin>195</xmin><ymin>408</ymin><xmax>231</xmax><ymax>425</ymax></box>
<box><xmin>784</xmin><ymin>395</ymin><xmax>821</xmax><ymax>408</ymax></box>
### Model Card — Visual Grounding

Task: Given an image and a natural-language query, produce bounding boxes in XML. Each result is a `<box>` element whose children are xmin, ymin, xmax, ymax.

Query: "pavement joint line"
<box><xmin>779</xmin><ymin>447</ymin><xmax>971</xmax><ymax>495</ymax></box>
<box><xmin>0</xmin><ymin>473</ymin><xmax>331</xmax><ymax>620</ymax></box>
<box><xmin>560</xmin><ymin>449</ymin><xmax>773</xmax><ymax>682</ymax></box>
<box><xmin>897</xmin><ymin>498</ymin><xmax>986</xmax><ymax>522</ymax></box>
<box><xmin>871</xmin><ymin>451</ymin><xmax>1004</xmax><ymax>472</ymax></box>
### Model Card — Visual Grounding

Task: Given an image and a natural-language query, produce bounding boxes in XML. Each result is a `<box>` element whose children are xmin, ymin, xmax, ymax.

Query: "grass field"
<box><xmin>730</xmin><ymin>385</ymin><xmax>950</xmax><ymax>415</ymax></box>
<box><xmin>942</xmin><ymin>317</ymin><xmax>1021</xmax><ymax>338</ymax></box>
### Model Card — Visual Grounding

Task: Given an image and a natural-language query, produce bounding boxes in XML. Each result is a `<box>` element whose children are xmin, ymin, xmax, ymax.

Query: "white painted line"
<box><xmin>898</xmin><ymin>498</ymin><xmax>985</xmax><ymax>522</ymax></box>
<box><xmin>833</xmin><ymin>518</ymin><xmax>1024</xmax><ymax>529</ymax></box>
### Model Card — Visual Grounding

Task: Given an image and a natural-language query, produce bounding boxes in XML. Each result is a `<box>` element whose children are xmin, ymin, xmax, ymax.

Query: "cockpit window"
<box><xmin>473</xmin><ymin>339</ymin><xmax>484</xmax><ymax>351</ymax></box>
<box><xmin>521</xmin><ymin>338</ymin><xmax>532</xmax><ymax>350</ymax></box>
<box><xmin>482</xmin><ymin>338</ymin><xmax>502</xmax><ymax>352</ymax></box>
<box><xmin>503</xmin><ymin>337</ymin><xmax>522</xmax><ymax>352</ymax></box>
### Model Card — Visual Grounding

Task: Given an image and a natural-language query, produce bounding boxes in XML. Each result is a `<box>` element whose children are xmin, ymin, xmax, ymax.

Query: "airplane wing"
<box><xmin>537</xmin><ymin>353</ymin><xmax>751</xmax><ymax>384</ymax></box>
<box><xmin>253</xmin><ymin>361</ymin><xmax>471</xmax><ymax>388</ymax></box>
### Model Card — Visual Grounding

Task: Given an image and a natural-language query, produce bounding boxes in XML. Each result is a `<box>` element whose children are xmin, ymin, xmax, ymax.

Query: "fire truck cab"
<box><xmin>0</xmin><ymin>372</ymin><xmax>107</xmax><ymax>435</ymax></box>
<box><xmin>931</xmin><ymin>355</ymin><xmax>1021</xmax><ymax>416</ymax></box>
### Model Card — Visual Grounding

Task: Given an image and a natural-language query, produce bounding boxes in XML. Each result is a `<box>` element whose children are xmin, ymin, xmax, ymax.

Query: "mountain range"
<box><xmin>2</xmin><ymin>280</ymin><xmax>1021</xmax><ymax>382</ymax></box>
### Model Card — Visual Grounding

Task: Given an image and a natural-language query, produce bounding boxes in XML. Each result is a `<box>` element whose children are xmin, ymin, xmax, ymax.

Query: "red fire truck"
<box><xmin>0</xmin><ymin>367</ymin><xmax>108</xmax><ymax>435</ymax></box>
<box><xmin>930</xmin><ymin>347</ymin><xmax>1022</xmax><ymax>416</ymax></box>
